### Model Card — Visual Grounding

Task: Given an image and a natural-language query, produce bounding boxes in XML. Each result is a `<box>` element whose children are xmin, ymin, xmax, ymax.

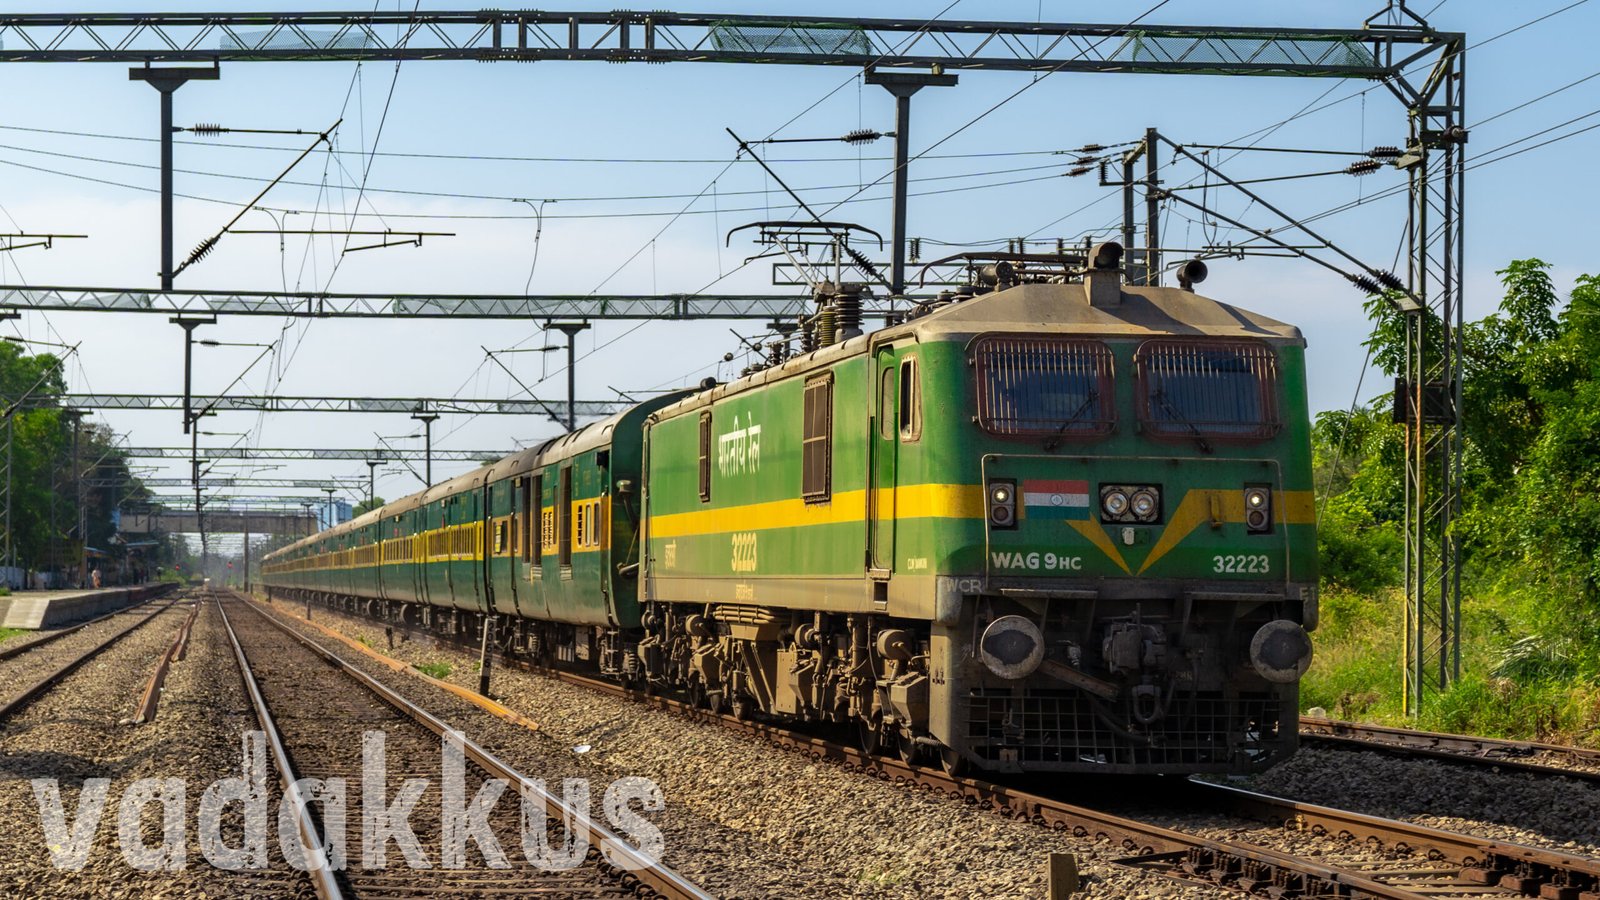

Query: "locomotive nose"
<box><xmin>1249</xmin><ymin>619</ymin><xmax>1313</xmax><ymax>683</ymax></box>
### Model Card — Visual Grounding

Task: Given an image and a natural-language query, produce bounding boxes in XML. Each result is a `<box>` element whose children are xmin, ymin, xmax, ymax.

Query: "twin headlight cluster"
<box><xmin>986</xmin><ymin>482</ymin><xmax>1274</xmax><ymax>532</ymax></box>
<box><xmin>1099</xmin><ymin>485</ymin><xmax>1161</xmax><ymax>524</ymax></box>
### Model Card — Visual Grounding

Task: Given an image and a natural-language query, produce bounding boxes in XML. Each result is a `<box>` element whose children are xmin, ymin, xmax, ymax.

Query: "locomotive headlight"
<box><xmin>1244</xmin><ymin>486</ymin><xmax>1272</xmax><ymax>533</ymax></box>
<box><xmin>1102</xmin><ymin>489</ymin><xmax>1130</xmax><ymax>519</ymax></box>
<box><xmin>988</xmin><ymin>480</ymin><xmax>1017</xmax><ymax>529</ymax></box>
<box><xmin>1130</xmin><ymin>488</ymin><xmax>1160</xmax><ymax>522</ymax></box>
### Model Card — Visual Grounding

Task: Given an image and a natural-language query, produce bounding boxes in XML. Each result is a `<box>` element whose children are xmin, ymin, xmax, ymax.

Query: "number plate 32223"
<box><xmin>1213</xmin><ymin>554</ymin><xmax>1269</xmax><ymax>574</ymax></box>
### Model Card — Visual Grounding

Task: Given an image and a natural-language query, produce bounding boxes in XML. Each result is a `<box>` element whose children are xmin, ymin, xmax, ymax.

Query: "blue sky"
<box><xmin>0</xmin><ymin>0</ymin><xmax>1595</xmax><ymax>524</ymax></box>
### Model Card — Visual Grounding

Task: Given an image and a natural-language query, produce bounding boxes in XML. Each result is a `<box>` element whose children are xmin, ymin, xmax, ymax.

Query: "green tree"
<box><xmin>352</xmin><ymin>495</ymin><xmax>386</xmax><ymax>517</ymax></box>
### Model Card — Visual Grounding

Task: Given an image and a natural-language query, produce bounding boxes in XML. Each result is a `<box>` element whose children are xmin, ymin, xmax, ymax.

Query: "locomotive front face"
<box><xmin>924</xmin><ymin>322</ymin><xmax>1317</xmax><ymax>774</ymax></box>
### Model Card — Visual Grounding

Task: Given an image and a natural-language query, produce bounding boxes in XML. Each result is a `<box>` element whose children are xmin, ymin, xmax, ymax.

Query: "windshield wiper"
<box><xmin>1151</xmin><ymin>388</ymin><xmax>1213</xmax><ymax>454</ymax></box>
<box><xmin>1043</xmin><ymin>390</ymin><xmax>1099</xmax><ymax>452</ymax></box>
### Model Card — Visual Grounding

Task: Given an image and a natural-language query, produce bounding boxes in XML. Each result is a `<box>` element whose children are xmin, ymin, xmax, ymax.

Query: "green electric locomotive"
<box><xmin>262</xmin><ymin>241</ymin><xmax>1316</xmax><ymax>776</ymax></box>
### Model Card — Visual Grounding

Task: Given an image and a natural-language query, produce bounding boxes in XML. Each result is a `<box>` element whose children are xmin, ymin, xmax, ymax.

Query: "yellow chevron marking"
<box><xmin>1137</xmin><ymin>489</ymin><xmax>1315</xmax><ymax>574</ymax></box>
<box><xmin>1067</xmin><ymin>519</ymin><xmax>1131</xmax><ymax>574</ymax></box>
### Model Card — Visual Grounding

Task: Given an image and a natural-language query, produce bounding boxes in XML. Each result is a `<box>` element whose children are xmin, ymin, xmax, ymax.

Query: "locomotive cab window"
<box><xmin>698</xmin><ymin>411</ymin><xmax>712</xmax><ymax>503</ymax></box>
<box><xmin>973</xmin><ymin>335</ymin><xmax>1114</xmax><ymax>436</ymax></box>
<box><xmin>878</xmin><ymin>368</ymin><xmax>895</xmax><ymax>441</ymax></box>
<box><xmin>802</xmin><ymin>374</ymin><xmax>833</xmax><ymax>503</ymax></box>
<box><xmin>899</xmin><ymin>356</ymin><xmax>921</xmax><ymax>441</ymax></box>
<box><xmin>1135</xmin><ymin>339</ymin><xmax>1280</xmax><ymax>440</ymax></box>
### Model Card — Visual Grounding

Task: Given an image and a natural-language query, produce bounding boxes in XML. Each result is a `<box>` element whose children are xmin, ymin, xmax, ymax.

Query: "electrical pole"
<box><xmin>171</xmin><ymin>316</ymin><xmax>215</xmax><ymax>434</ymax></box>
<box><xmin>129</xmin><ymin>63</ymin><xmax>218</xmax><ymax>290</ymax></box>
<box><xmin>366</xmin><ymin>459</ymin><xmax>380</xmax><ymax>506</ymax></box>
<box><xmin>71</xmin><ymin>411</ymin><xmax>86</xmax><ymax>587</ymax></box>
<box><xmin>192</xmin><ymin>419</ymin><xmax>206</xmax><ymax>581</ymax></box>
<box><xmin>411</xmin><ymin>411</ymin><xmax>440</xmax><ymax>486</ymax></box>
<box><xmin>547</xmin><ymin>322</ymin><xmax>591</xmax><ymax>432</ymax></box>
<box><xmin>322</xmin><ymin>487</ymin><xmax>337</xmax><ymax>528</ymax></box>
<box><xmin>1144</xmin><ymin>126</ymin><xmax>1161</xmax><ymax>287</ymax></box>
<box><xmin>864</xmin><ymin>69</ymin><xmax>957</xmax><ymax>296</ymax></box>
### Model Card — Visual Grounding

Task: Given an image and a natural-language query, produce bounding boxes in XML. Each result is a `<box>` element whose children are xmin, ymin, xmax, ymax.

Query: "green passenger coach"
<box><xmin>264</xmin><ymin>242</ymin><xmax>1317</xmax><ymax>776</ymax></box>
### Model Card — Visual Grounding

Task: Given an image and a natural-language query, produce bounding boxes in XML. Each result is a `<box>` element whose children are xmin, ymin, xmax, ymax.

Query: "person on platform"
<box><xmin>91</xmin><ymin>567</ymin><xmax>102</xmax><ymax>589</ymax></box>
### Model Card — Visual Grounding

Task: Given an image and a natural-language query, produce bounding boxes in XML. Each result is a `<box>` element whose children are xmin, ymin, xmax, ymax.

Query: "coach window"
<box><xmin>698</xmin><ymin>411</ymin><xmax>712</xmax><ymax>503</ymax></box>
<box><xmin>559</xmin><ymin>466</ymin><xmax>573</xmax><ymax>567</ymax></box>
<box><xmin>802</xmin><ymin>374</ymin><xmax>833</xmax><ymax>503</ymax></box>
<box><xmin>529</xmin><ymin>474</ymin><xmax>542</xmax><ymax>566</ymax></box>
<box><xmin>899</xmin><ymin>356</ymin><xmax>921</xmax><ymax>441</ymax></box>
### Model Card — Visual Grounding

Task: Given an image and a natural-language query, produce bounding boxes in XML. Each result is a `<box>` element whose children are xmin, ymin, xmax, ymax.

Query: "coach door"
<box><xmin>869</xmin><ymin>343</ymin><xmax>901</xmax><ymax>575</ymax></box>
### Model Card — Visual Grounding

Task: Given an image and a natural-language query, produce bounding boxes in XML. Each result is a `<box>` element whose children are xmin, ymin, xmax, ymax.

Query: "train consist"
<box><xmin>262</xmin><ymin>243</ymin><xmax>1317</xmax><ymax>776</ymax></box>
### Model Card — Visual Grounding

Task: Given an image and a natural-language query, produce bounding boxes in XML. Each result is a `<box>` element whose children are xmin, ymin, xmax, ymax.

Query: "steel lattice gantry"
<box><xmin>122</xmin><ymin>446</ymin><xmax>509</xmax><ymax>461</ymax></box>
<box><xmin>90</xmin><ymin>477</ymin><xmax>364</xmax><ymax>488</ymax></box>
<box><xmin>27</xmin><ymin>394</ymin><xmax>624</xmax><ymax>417</ymax></box>
<box><xmin>0</xmin><ymin>11</ymin><xmax>1435</xmax><ymax>75</ymax></box>
<box><xmin>0</xmin><ymin>287</ymin><xmax>821</xmax><ymax>320</ymax></box>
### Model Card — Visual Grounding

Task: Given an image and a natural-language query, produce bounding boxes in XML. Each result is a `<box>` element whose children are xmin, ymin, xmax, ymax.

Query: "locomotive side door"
<box><xmin>868</xmin><ymin>343</ymin><xmax>900</xmax><ymax>575</ymax></box>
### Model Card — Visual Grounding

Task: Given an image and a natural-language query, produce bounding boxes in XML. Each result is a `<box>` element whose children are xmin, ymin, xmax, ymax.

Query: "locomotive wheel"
<box><xmin>858</xmin><ymin>715</ymin><xmax>883</xmax><ymax>756</ymax></box>
<box><xmin>730</xmin><ymin>693</ymin><xmax>755</xmax><ymax>720</ymax></box>
<box><xmin>896</xmin><ymin>730</ymin><xmax>923</xmax><ymax>766</ymax></box>
<box><xmin>939</xmin><ymin>747</ymin><xmax>969</xmax><ymax>778</ymax></box>
<box><xmin>687</xmin><ymin>676</ymin><xmax>709</xmax><ymax>710</ymax></box>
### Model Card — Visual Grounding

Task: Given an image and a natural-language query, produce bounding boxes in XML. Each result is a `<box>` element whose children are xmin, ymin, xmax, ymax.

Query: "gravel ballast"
<box><xmin>0</xmin><ymin>597</ymin><xmax>316</xmax><ymax>898</ymax></box>
<box><xmin>256</xmin><ymin>600</ymin><xmax>1252</xmax><ymax>898</ymax></box>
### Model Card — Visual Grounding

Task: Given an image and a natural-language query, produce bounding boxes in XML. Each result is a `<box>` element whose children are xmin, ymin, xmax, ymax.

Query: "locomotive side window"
<box><xmin>698</xmin><ymin>411</ymin><xmax>712</xmax><ymax>503</ymax></box>
<box><xmin>899</xmin><ymin>356</ymin><xmax>921</xmax><ymax>440</ymax></box>
<box><xmin>802</xmin><ymin>374</ymin><xmax>833</xmax><ymax>502</ymax></box>
<box><xmin>1135</xmin><ymin>339</ymin><xmax>1280</xmax><ymax>440</ymax></box>
<box><xmin>973</xmin><ymin>336</ymin><xmax>1114</xmax><ymax>436</ymax></box>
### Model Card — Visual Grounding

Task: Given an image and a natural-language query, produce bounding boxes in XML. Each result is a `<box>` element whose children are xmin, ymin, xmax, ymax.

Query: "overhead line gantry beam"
<box><xmin>122</xmin><ymin>446</ymin><xmax>510</xmax><ymax>461</ymax></box>
<box><xmin>0</xmin><ymin>11</ymin><xmax>1443</xmax><ymax>78</ymax></box>
<box><xmin>34</xmin><ymin>394</ymin><xmax>624</xmax><ymax>417</ymax></box>
<box><xmin>0</xmin><ymin>286</ymin><xmax>820</xmax><ymax>320</ymax></box>
<box><xmin>94</xmin><ymin>477</ymin><xmax>365</xmax><ymax>488</ymax></box>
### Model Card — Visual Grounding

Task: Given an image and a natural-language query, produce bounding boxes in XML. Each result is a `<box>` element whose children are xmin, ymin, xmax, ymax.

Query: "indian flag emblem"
<box><xmin>1021</xmin><ymin>479</ymin><xmax>1090</xmax><ymax>520</ymax></box>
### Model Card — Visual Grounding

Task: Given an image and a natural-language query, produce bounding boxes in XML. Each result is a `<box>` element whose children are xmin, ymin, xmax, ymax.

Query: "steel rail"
<box><xmin>229</xmin><ymin>593</ymin><xmax>714</xmax><ymax>900</ymax></box>
<box><xmin>131</xmin><ymin>597</ymin><xmax>201</xmax><ymax>724</ymax></box>
<box><xmin>0</xmin><ymin>583</ymin><xmax>174</xmax><ymax>661</ymax></box>
<box><xmin>213</xmin><ymin>594</ymin><xmax>345</xmax><ymax>900</ymax></box>
<box><xmin>0</xmin><ymin>594</ymin><xmax>183</xmax><ymax>720</ymax></box>
<box><xmin>539</xmin><ymin>662</ymin><xmax>1600</xmax><ymax>898</ymax></box>
<box><xmin>257</xmin><ymin>597</ymin><xmax>1438</xmax><ymax>898</ymax></box>
<box><xmin>1300</xmin><ymin>716</ymin><xmax>1600</xmax><ymax>782</ymax></box>
<box><xmin>1186</xmin><ymin>779</ymin><xmax>1600</xmax><ymax>897</ymax></box>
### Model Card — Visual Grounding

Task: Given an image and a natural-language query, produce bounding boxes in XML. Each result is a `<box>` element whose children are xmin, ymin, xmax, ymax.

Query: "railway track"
<box><xmin>0</xmin><ymin>593</ymin><xmax>187</xmax><ymax>720</ymax></box>
<box><xmin>216</xmin><ymin>593</ymin><xmax>713</xmax><ymax>900</ymax></box>
<box><xmin>258</xmin><ymin>595</ymin><xmax>1600</xmax><ymax>899</ymax></box>
<box><xmin>1301</xmin><ymin>716</ymin><xmax>1600</xmax><ymax>783</ymax></box>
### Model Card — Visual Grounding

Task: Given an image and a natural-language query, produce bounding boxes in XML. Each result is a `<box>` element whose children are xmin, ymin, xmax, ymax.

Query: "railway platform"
<box><xmin>0</xmin><ymin>582</ymin><xmax>174</xmax><ymax>629</ymax></box>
